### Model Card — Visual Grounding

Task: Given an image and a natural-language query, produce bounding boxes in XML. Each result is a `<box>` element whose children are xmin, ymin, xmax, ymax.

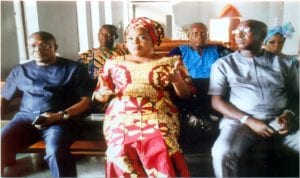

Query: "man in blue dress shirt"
<box><xmin>1</xmin><ymin>31</ymin><xmax>94</xmax><ymax>177</ymax></box>
<box><xmin>169</xmin><ymin>23</ymin><xmax>232</xmax><ymax>112</ymax></box>
<box><xmin>168</xmin><ymin>23</ymin><xmax>232</xmax><ymax>141</ymax></box>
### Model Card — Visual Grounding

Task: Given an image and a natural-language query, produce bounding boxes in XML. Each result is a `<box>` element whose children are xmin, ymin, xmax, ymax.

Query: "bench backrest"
<box><xmin>153</xmin><ymin>39</ymin><xmax>228</xmax><ymax>57</ymax></box>
<box><xmin>117</xmin><ymin>39</ymin><xmax>230</xmax><ymax>57</ymax></box>
<box><xmin>154</xmin><ymin>40</ymin><xmax>188</xmax><ymax>56</ymax></box>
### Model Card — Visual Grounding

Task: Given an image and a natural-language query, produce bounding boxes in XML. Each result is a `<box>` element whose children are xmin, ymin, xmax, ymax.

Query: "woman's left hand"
<box><xmin>168</xmin><ymin>60</ymin><xmax>183</xmax><ymax>83</ymax></box>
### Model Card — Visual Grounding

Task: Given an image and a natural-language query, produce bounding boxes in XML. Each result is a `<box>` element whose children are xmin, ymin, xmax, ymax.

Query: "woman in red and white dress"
<box><xmin>94</xmin><ymin>17</ymin><xmax>195</xmax><ymax>177</ymax></box>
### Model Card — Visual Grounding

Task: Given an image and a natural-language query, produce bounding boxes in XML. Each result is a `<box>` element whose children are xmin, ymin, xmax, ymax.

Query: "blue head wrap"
<box><xmin>264</xmin><ymin>22</ymin><xmax>295</xmax><ymax>44</ymax></box>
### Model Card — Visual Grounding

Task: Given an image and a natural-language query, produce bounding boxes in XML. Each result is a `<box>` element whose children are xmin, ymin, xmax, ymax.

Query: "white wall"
<box><xmin>1</xmin><ymin>1</ymin><xmax>299</xmax><ymax>80</ymax></box>
<box><xmin>1</xmin><ymin>1</ymin><xmax>19</xmax><ymax>80</ymax></box>
<box><xmin>133</xmin><ymin>2</ymin><xmax>173</xmax><ymax>37</ymax></box>
<box><xmin>111</xmin><ymin>1</ymin><xmax>125</xmax><ymax>43</ymax></box>
<box><xmin>282</xmin><ymin>1</ymin><xmax>299</xmax><ymax>54</ymax></box>
<box><xmin>172</xmin><ymin>1</ymin><xmax>299</xmax><ymax>55</ymax></box>
<box><xmin>173</xmin><ymin>2</ymin><xmax>214</xmax><ymax>27</ymax></box>
<box><xmin>37</xmin><ymin>1</ymin><xmax>80</xmax><ymax>60</ymax></box>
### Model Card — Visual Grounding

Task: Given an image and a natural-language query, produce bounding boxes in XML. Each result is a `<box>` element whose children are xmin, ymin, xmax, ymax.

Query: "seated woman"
<box><xmin>93</xmin><ymin>17</ymin><xmax>194</xmax><ymax>177</ymax></box>
<box><xmin>263</xmin><ymin>22</ymin><xmax>295</xmax><ymax>55</ymax></box>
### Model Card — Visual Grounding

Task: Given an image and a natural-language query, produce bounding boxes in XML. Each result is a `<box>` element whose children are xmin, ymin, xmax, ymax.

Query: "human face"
<box><xmin>188</xmin><ymin>25</ymin><xmax>208</xmax><ymax>48</ymax></box>
<box><xmin>265</xmin><ymin>34</ymin><xmax>285</xmax><ymax>54</ymax></box>
<box><xmin>28</xmin><ymin>34</ymin><xmax>57</xmax><ymax>65</ymax></box>
<box><xmin>99</xmin><ymin>27</ymin><xmax>115</xmax><ymax>49</ymax></box>
<box><xmin>232</xmin><ymin>22</ymin><xmax>257</xmax><ymax>50</ymax></box>
<box><xmin>125</xmin><ymin>28</ymin><xmax>154</xmax><ymax>57</ymax></box>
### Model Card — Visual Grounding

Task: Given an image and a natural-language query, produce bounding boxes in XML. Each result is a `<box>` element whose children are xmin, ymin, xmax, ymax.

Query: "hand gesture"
<box><xmin>94</xmin><ymin>86</ymin><xmax>115</xmax><ymax>102</ymax></box>
<box><xmin>32</xmin><ymin>112</ymin><xmax>62</xmax><ymax>129</ymax></box>
<box><xmin>168</xmin><ymin>60</ymin><xmax>184</xmax><ymax>84</ymax></box>
<box><xmin>94</xmin><ymin>75</ymin><xmax>115</xmax><ymax>102</ymax></box>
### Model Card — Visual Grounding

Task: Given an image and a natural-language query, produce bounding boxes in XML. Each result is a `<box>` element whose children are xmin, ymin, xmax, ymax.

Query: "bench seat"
<box><xmin>16</xmin><ymin>113</ymin><xmax>107</xmax><ymax>156</ymax></box>
<box><xmin>23</xmin><ymin>140</ymin><xmax>107</xmax><ymax>155</ymax></box>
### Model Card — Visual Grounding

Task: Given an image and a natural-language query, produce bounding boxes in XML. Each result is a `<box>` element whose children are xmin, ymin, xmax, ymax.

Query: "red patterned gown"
<box><xmin>101</xmin><ymin>55</ymin><xmax>192</xmax><ymax>177</ymax></box>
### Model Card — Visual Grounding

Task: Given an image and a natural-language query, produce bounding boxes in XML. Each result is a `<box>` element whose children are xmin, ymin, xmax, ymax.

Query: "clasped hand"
<box><xmin>32</xmin><ymin>112</ymin><xmax>63</xmax><ymax>129</ymax></box>
<box><xmin>247</xmin><ymin>111</ymin><xmax>293</xmax><ymax>138</ymax></box>
<box><xmin>94</xmin><ymin>87</ymin><xmax>115</xmax><ymax>102</ymax></box>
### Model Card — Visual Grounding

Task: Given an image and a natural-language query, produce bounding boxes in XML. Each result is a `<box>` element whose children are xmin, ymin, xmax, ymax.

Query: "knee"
<box><xmin>45</xmin><ymin>144</ymin><xmax>59</xmax><ymax>158</ymax></box>
<box><xmin>211</xmin><ymin>141</ymin><xmax>231</xmax><ymax>160</ymax></box>
<box><xmin>45</xmin><ymin>143</ymin><xmax>69</xmax><ymax>159</ymax></box>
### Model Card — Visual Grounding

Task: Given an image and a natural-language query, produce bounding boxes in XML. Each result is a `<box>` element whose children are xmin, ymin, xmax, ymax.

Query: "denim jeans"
<box><xmin>1</xmin><ymin>112</ymin><xmax>77</xmax><ymax>177</ymax></box>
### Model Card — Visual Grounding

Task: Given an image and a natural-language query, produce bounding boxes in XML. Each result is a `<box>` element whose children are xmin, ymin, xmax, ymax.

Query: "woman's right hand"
<box><xmin>94</xmin><ymin>87</ymin><xmax>115</xmax><ymax>102</ymax></box>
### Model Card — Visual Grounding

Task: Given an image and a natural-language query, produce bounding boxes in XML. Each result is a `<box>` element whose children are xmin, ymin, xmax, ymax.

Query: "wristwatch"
<box><xmin>240</xmin><ymin>115</ymin><xmax>250</xmax><ymax>124</ymax></box>
<box><xmin>58</xmin><ymin>110</ymin><xmax>70</xmax><ymax>120</ymax></box>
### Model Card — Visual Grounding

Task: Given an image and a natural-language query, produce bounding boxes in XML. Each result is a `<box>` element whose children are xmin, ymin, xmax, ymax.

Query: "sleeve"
<box><xmin>99</xmin><ymin>59</ymin><xmax>115</xmax><ymax>91</ymax></box>
<box><xmin>168</xmin><ymin>47</ymin><xmax>182</xmax><ymax>57</ymax></box>
<box><xmin>286</xmin><ymin>59</ymin><xmax>299</xmax><ymax>116</ymax></box>
<box><xmin>176</xmin><ymin>56</ymin><xmax>196</xmax><ymax>94</ymax></box>
<box><xmin>78</xmin><ymin>49</ymin><xmax>93</xmax><ymax>62</ymax></box>
<box><xmin>74</xmin><ymin>63</ymin><xmax>95</xmax><ymax>98</ymax></box>
<box><xmin>1</xmin><ymin>66</ymin><xmax>20</xmax><ymax>100</ymax></box>
<box><xmin>77</xmin><ymin>49</ymin><xmax>95</xmax><ymax>79</ymax></box>
<box><xmin>208</xmin><ymin>60</ymin><xmax>229</xmax><ymax>96</ymax></box>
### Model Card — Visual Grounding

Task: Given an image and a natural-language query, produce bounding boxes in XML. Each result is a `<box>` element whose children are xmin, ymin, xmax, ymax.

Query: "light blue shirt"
<box><xmin>179</xmin><ymin>45</ymin><xmax>220</xmax><ymax>78</ymax></box>
<box><xmin>208</xmin><ymin>51</ymin><xmax>299</xmax><ymax>120</ymax></box>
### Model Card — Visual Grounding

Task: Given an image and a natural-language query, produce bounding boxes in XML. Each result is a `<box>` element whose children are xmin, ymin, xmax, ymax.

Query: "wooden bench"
<box><xmin>153</xmin><ymin>39</ymin><xmax>228</xmax><ymax>56</ymax></box>
<box><xmin>154</xmin><ymin>39</ymin><xmax>189</xmax><ymax>56</ymax></box>
<box><xmin>3</xmin><ymin>39</ymin><xmax>220</xmax><ymax>156</ymax></box>
<box><xmin>24</xmin><ymin>140</ymin><xmax>107</xmax><ymax>155</ymax></box>
<box><xmin>22</xmin><ymin>113</ymin><xmax>107</xmax><ymax>155</ymax></box>
<box><xmin>0</xmin><ymin>111</ymin><xmax>107</xmax><ymax>156</ymax></box>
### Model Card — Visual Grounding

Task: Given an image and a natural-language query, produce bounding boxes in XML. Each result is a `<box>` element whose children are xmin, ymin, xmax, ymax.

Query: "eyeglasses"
<box><xmin>232</xmin><ymin>27</ymin><xmax>251</xmax><ymax>35</ymax></box>
<box><xmin>28</xmin><ymin>43</ymin><xmax>53</xmax><ymax>50</ymax></box>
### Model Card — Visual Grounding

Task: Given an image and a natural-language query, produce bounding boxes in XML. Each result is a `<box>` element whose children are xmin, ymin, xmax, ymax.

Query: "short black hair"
<box><xmin>29</xmin><ymin>31</ymin><xmax>57</xmax><ymax>43</ymax></box>
<box><xmin>243</xmin><ymin>19</ymin><xmax>268</xmax><ymax>40</ymax></box>
<box><xmin>100</xmin><ymin>24</ymin><xmax>119</xmax><ymax>39</ymax></box>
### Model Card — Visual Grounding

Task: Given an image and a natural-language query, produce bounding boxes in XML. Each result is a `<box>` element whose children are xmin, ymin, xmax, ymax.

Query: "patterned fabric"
<box><xmin>264</xmin><ymin>22</ymin><xmax>295</xmax><ymax>44</ymax></box>
<box><xmin>79</xmin><ymin>47</ymin><xmax>127</xmax><ymax>79</ymax></box>
<box><xmin>99</xmin><ymin>55</ymin><xmax>192</xmax><ymax>177</ymax></box>
<box><xmin>124</xmin><ymin>17</ymin><xmax>165</xmax><ymax>46</ymax></box>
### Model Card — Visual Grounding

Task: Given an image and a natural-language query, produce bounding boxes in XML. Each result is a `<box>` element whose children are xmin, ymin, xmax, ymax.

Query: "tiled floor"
<box><xmin>3</xmin><ymin>153</ymin><xmax>105</xmax><ymax>178</ymax></box>
<box><xmin>2</xmin><ymin>152</ymin><xmax>214</xmax><ymax>177</ymax></box>
<box><xmin>2</xmin><ymin>149</ymin><xmax>298</xmax><ymax>177</ymax></box>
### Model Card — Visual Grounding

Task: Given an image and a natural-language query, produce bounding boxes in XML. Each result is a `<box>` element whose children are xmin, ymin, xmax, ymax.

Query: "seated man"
<box><xmin>168</xmin><ymin>23</ymin><xmax>232</xmax><ymax>141</ymax></box>
<box><xmin>79</xmin><ymin>25</ymin><xmax>128</xmax><ymax>113</ymax></box>
<box><xmin>209</xmin><ymin>19</ymin><xmax>299</xmax><ymax>177</ymax></box>
<box><xmin>79</xmin><ymin>24</ymin><xmax>128</xmax><ymax>81</ymax></box>
<box><xmin>169</xmin><ymin>23</ymin><xmax>232</xmax><ymax>112</ymax></box>
<box><xmin>1</xmin><ymin>31</ymin><xmax>94</xmax><ymax>177</ymax></box>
